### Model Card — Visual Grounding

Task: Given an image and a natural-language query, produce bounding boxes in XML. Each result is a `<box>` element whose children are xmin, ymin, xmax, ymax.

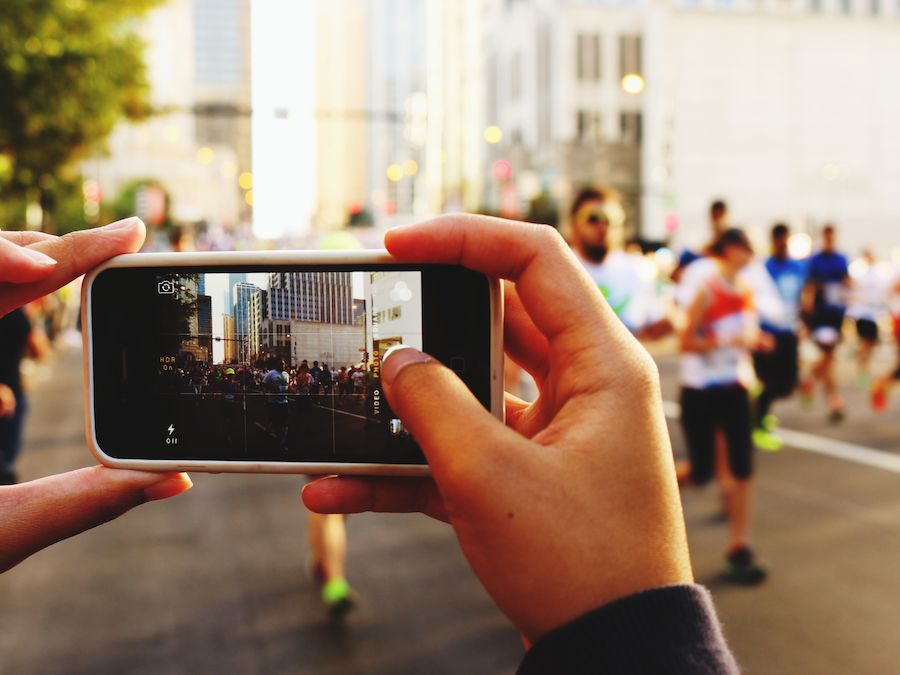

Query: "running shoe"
<box><xmin>871</xmin><ymin>381</ymin><xmax>888</xmax><ymax>413</ymax></box>
<box><xmin>752</xmin><ymin>427</ymin><xmax>783</xmax><ymax>452</ymax></box>
<box><xmin>723</xmin><ymin>547</ymin><xmax>768</xmax><ymax>586</ymax></box>
<box><xmin>761</xmin><ymin>414</ymin><xmax>780</xmax><ymax>431</ymax></box>
<box><xmin>322</xmin><ymin>578</ymin><xmax>358</xmax><ymax>619</ymax></box>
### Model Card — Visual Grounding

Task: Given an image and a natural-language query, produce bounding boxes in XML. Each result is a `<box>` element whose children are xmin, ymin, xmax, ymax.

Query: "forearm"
<box><xmin>518</xmin><ymin>585</ymin><xmax>738</xmax><ymax>675</ymax></box>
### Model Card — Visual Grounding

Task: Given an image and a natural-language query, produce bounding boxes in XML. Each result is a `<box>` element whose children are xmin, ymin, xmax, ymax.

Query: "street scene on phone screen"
<box><xmin>155</xmin><ymin>270</ymin><xmax>423</xmax><ymax>462</ymax></box>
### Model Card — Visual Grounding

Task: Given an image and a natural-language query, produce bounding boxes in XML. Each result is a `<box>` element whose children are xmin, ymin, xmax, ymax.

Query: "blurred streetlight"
<box><xmin>197</xmin><ymin>146</ymin><xmax>215</xmax><ymax>164</ymax></box>
<box><xmin>621</xmin><ymin>73</ymin><xmax>645</xmax><ymax>95</ymax></box>
<box><xmin>386</xmin><ymin>164</ymin><xmax>404</xmax><ymax>182</ymax></box>
<box><xmin>403</xmin><ymin>159</ymin><xmax>419</xmax><ymax>177</ymax></box>
<box><xmin>238</xmin><ymin>172</ymin><xmax>253</xmax><ymax>190</ymax></box>
<box><xmin>492</xmin><ymin>159</ymin><xmax>512</xmax><ymax>181</ymax></box>
<box><xmin>484</xmin><ymin>125</ymin><xmax>503</xmax><ymax>144</ymax></box>
<box><xmin>244</xmin><ymin>190</ymin><xmax>254</xmax><ymax>206</ymax></box>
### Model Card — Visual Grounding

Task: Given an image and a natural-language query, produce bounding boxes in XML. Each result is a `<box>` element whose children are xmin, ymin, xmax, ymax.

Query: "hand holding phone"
<box><xmin>83</xmin><ymin>250</ymin><xmax>502</xmax><ymax>474</ymax></box>
<box><xmin>0</xmin><ymin>219</ymin><xmax>192</xmax><ymax>574</ymax></box>
<box><xmin>303</xmin><ymin>215</ymin><xmax>694</xmax><ymax>642</ymax></box>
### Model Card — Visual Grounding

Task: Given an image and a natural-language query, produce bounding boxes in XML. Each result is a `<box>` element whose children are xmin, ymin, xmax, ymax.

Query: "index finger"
<box><xmin>385</xmin><ymin>214</ymin><xmax>628</xmax><ymax>347</ymax></box>
<box><xmin>0</xmin><ymin>217</ymin><xmax>145</xmax><ymax>317</ymax></box>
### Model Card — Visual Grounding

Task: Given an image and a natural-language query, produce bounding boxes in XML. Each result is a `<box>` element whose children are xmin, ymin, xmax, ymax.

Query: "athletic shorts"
<box><xmin>855</xmin><ymin>318</ymin><xmax>879</xmax><ymax>343</ymax></box>
<box><xmin>752</xmin><ymin>331</ymin><xmax>799</xmax><ymax>397</ymax></box>
<box><xmin>811</xmin><ymin>308</ymin><xmax>846</xmax><ymax>351</ymax></box>
<box><xmin>680</xmin><ymin>385</ymin><xmax>753</xmax><ymax>485</ymax></box>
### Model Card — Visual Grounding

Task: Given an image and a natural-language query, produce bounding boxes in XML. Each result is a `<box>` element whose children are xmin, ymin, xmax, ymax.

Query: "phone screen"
<box><xmin>89</xmin><ymin>264</ymin><xmax>493</xmax><ymax>466</ymax></box>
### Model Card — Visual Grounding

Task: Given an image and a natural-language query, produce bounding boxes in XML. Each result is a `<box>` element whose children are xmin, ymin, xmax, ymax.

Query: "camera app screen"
<box><xmin>151</xmin><ymin>270</ymin><xmax>423</xmax><ymax>464</ymax></box>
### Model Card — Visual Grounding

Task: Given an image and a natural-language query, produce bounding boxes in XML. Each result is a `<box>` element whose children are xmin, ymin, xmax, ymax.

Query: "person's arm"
<box><xmin>0</xmin><ymin>219</ymin><xmax>192</xmax><ymax>573</ymax></box>
<box><xmin>302</xmin><ymin>215</ymin><xmax>736</xmax><ymax>670</ymax></box>
<box><xmin>518</xmin><ymin>585</ymin><xmax>737</xmax><ymax>675</ymax></box>
<box><xmin>680</xmin><ymin>287</ymin><xmax>716</xmax><ymax>353</ymax></box>
<box><xmin>0</xmin><ymin>383</ymin><xmax>15</xmax><ymax>417</ymax></box>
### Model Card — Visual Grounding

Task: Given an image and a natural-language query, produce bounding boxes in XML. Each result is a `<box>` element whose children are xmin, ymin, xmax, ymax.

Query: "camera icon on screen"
<box><xmin>157</xmin><ymin>280</ymin><xmax>176</xmax><ymax>295</ymax></box>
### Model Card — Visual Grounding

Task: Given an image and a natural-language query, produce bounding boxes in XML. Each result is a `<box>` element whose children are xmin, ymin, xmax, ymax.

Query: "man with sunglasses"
<box><xmin>568</xmin><ymin>187</ymin><xmax>672</xmax><ymax>341</ymax></box>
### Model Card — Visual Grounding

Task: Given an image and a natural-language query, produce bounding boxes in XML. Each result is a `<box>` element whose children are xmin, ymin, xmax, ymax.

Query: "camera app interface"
<box><xmin>152</xmin><ymin>270</ymin><xmax>423</xmax><ymax>464</ymax></box>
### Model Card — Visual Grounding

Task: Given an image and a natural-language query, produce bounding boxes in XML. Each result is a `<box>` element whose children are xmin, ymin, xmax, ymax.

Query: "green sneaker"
<box><xmin>752</xmin><ymin>427</ymin><xmax>783</xmax><ymax>452</ymax></box>
<box><xmin>761</xmin><ymin>414</ymin><xmax>779</xmax><ymax>431</ymax></box>
<box><xmin>321</xmin><ymin>578</ymin><xmax>358</xmax><ymax>618</ymax></box>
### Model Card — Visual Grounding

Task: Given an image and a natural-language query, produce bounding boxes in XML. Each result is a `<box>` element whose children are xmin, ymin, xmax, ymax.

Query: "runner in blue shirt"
<box><xmin>801</xmin><ymin>224</ymin><xmax>850</xmax><ymax>422</ymax></box>
<box><xmin>752</xmin><ymin>224</ymin><xmax>807</xmax><ymax>450</ymax></box>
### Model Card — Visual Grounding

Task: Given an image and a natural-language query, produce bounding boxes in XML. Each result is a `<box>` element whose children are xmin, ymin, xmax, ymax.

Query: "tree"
<box><xmin>0</xmin><ymin>0</ymin><xmax>161</xmax><ymax>232</ymax></box>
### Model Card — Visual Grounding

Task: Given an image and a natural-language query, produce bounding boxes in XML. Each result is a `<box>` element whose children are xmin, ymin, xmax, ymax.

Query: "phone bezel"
<box><xmin>81</xmin><ymin>249</ymin><xmax>504</xmax><ymax>476</ymax></box>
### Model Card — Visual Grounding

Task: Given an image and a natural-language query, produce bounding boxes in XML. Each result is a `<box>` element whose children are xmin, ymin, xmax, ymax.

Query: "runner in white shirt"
<box><xmin>569</xmin><ymin>187</ymin><xmax>672</xmax><ymax>340</ymax></box>
<box><xmin>847</xmin><ymin>250</ymin><xmax>888</xmax><ymax>383</ymax></box>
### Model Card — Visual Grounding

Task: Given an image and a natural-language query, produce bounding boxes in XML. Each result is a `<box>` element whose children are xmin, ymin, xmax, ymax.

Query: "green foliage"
<box><xmin>0</xmin><ymin>0</ymin><xmax>161</xmax><ymax>230</ymax></box>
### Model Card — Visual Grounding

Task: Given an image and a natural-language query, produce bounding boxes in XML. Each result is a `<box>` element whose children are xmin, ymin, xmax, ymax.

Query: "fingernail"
<box><xmin>21</xmin><ymin>247</ymin><xmax>57</xmax><ymax>266</ymax></box>
<box><xmin>143</xmin><ymin>473</ymin><xmax>193</xmax><ymax>502</ymax></box>
<box><xmin>382</xmin><ymin>345</ymin><xmax>433</xmax><ymax>387</ymax></box>
<box><xmin>102</xmin><ymin>216</ymin><xmax>142</xmax><ymax>231</ymax></box>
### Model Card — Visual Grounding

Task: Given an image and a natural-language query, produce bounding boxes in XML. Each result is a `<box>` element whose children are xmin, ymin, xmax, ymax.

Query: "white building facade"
<box><xmin>484</xmin><ymin>0</ymin><xmax>900</xmax><ymax>255</ymax></box>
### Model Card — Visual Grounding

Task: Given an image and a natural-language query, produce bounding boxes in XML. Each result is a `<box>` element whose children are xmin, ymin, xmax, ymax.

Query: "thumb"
<box><xmin>0</xmin><ymin>466</ymin><xmax>192</xmax><ymax>573</ymax></box>
<box><xmin>382</xmin><ymin>345</ymin><xmax>510</xmax><ymax>481</ymax></box>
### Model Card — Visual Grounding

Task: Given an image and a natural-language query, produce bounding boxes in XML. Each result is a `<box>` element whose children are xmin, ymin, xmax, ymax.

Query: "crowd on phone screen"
<box><xmin>567</xmin><ymin>189</ymin><xmax>900</xmax><ymax>586</ymax></box>
<box><xmin>162</xmin><ymin>358</ymin><xmax>369</xmax><ymax>403</ymax></box>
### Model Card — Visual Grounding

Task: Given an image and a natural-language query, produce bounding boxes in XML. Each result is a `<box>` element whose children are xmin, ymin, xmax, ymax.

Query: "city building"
<box><xmin>248</xmin><ymin>288</ymin><xmax>269</xmax><ymax>360</ymax></box>
<box><xmin>482</xmin><ymin>0</ymin><xmax>900</xmax><ymax>253</ymax></box>
<box><xmin>197</xmin><ymin>294</ymin><xmax>213</xmax><ymax>363</ymax></box>
<box><xmin>268</xmin><ymin>272</ymin><xmax>355</xmax><ymax>324</ymax></box>
<box><xmin>82</xmin><ymin>0</ymin><xmax>251</xmax><ymax>230</ymax></box>
<box><xmin>222</xmin><ymin>313</ymin><xmax>237</xmax><ymax>363</ymax></box>
<box><xmin>232</xmin><ymin>281</ymin><xmax>260</xmax><ymax>362</ymax></box>
<box><xmin>365</xmin><ymin>271</ymin><xmax>423</xmax><ymax>364</ymax></box>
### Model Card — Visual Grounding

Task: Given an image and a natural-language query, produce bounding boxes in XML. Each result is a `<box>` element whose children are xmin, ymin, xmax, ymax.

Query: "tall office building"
<box><xmin>267</xmin><ymin>272</ymin><xmax>355</xmax><ymax>325</ymax></box>
<box><xmin>197</xmin><ymin>294</ymin><xmax>213</xmax><ymax>362</ymax></box>
<box><xmin>232</xmin><ymin>281</ymin><xmax>260</xmax><ymax>362</ymax></box>
<box><xmin>222</xmin><ymin>313</ymin><xmax>237</xmax><ymax>363</ymax></box>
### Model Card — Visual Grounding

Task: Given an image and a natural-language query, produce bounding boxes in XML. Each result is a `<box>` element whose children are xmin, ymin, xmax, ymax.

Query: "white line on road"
<box><xmin>662</xmin><ymin>400</ymin><xmax>900</xmax><ymax>475</ymax></box>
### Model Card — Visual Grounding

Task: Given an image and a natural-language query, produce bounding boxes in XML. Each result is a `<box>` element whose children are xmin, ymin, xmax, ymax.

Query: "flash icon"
<box><xmin>167</xmin><ymin>424</ymin><xmax>175</xmax><ymax>436</ymax></box>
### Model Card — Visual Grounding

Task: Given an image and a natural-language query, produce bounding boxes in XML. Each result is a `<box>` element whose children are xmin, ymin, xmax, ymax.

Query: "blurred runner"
<box><xmin>847</xmin><ymin>250</ymin><xmax>886</xmax><ymax>385</ymax></box>
<box><xmin>678</xmin><ymin>229</ymin><xmax>767</xmax><ymax>585</ymax></box>
<box><xmin>871</xmin><ymin>269</ymin><xmax>900</xmax><ymax>412</ymax></box>
<box><xmin>0</xmin><ymin>304</ymin><xmax>49</xmax><ymax>484</ymax></box>
<box><xmin>262</xmin><ymin>357</ymin><xmax>290</xmax><ymax>450</ymax></box>
<box><xmin>752</xmin><ymin>224</ymin><xmax>806</xmax><ymax>452</ymax></box>
<box><xmin>801</xmin><ymin>224</ymin><xmax>851</xmax><ymax>422</ymax></box>
<box><xmin>569</xmin><ymin>187</ymin><xmax>672</xmax><ymax>339</ymax></box>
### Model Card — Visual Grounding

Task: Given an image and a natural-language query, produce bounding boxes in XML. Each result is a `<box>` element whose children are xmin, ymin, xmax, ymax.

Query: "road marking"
<box><xmin>662</xmin><ymin>400</ymin><xmax>900</xmax><ymax>475</ymax></box>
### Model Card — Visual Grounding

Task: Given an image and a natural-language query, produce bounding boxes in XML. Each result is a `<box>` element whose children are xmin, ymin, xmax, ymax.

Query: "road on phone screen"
<box><xmin>3</xmin><ymin>345</ymin><xmax>900</xmax><ymax>675</ymax></box>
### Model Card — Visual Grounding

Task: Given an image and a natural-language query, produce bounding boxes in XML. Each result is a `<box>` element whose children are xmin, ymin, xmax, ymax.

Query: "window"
<box><xmin>576</xmin><ymin>110</ymin><xmax>602</xmax><ymax>143</ymax></box>
<box><xmin>870</xmin><ymin>0</ymin><xmax>880</xmax><ymax>14</ymax></box>
<box><xmin>809</xmin><ymin>0</ymin><xmax>823</xmax><ymax>11</ymax></box>
<box><xmin>576</xmin><ymin>33</ymin><xmax>601</xmax><ymax>82</ymax></box>
<box><xmin>840</xmin><ymin>0</ymin><xmax>852</xmax><ymax>12</ymax></box>
<box><xmin>620</xmin><ymin>112</ymin><xmax>642</xmax><ymax>144</ymax></box>
<box><xmin>619</xmin><ymin>35</ymin><xmax>642</xmax><ymax>79</ymax></box>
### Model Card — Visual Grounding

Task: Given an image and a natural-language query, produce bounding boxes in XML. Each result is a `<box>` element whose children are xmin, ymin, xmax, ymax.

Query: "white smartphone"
<box><xmin>81</xmin><ymin>250</ymin><xmax>503</xmax><ymax>476</ymax></box>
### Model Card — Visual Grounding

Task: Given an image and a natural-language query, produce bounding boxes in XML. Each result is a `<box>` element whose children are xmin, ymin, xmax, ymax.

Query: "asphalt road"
<box><xmin>2</xmin><ymin>342</ymin><xmax>900</xmax><ymax>674</ymax></box>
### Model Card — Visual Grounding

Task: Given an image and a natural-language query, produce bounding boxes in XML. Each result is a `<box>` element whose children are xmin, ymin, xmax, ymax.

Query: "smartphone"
<box><xmin>82</xmin><ymin>250</ymin><xmax>503</xmax><ymax>476</ymax></box>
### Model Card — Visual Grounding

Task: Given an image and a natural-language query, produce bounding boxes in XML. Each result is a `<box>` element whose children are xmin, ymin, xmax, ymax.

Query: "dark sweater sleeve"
<box><xmin>517</xmin><ymin>585</ymin><xmax>738</xmax><ymax>675</ymax></box>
